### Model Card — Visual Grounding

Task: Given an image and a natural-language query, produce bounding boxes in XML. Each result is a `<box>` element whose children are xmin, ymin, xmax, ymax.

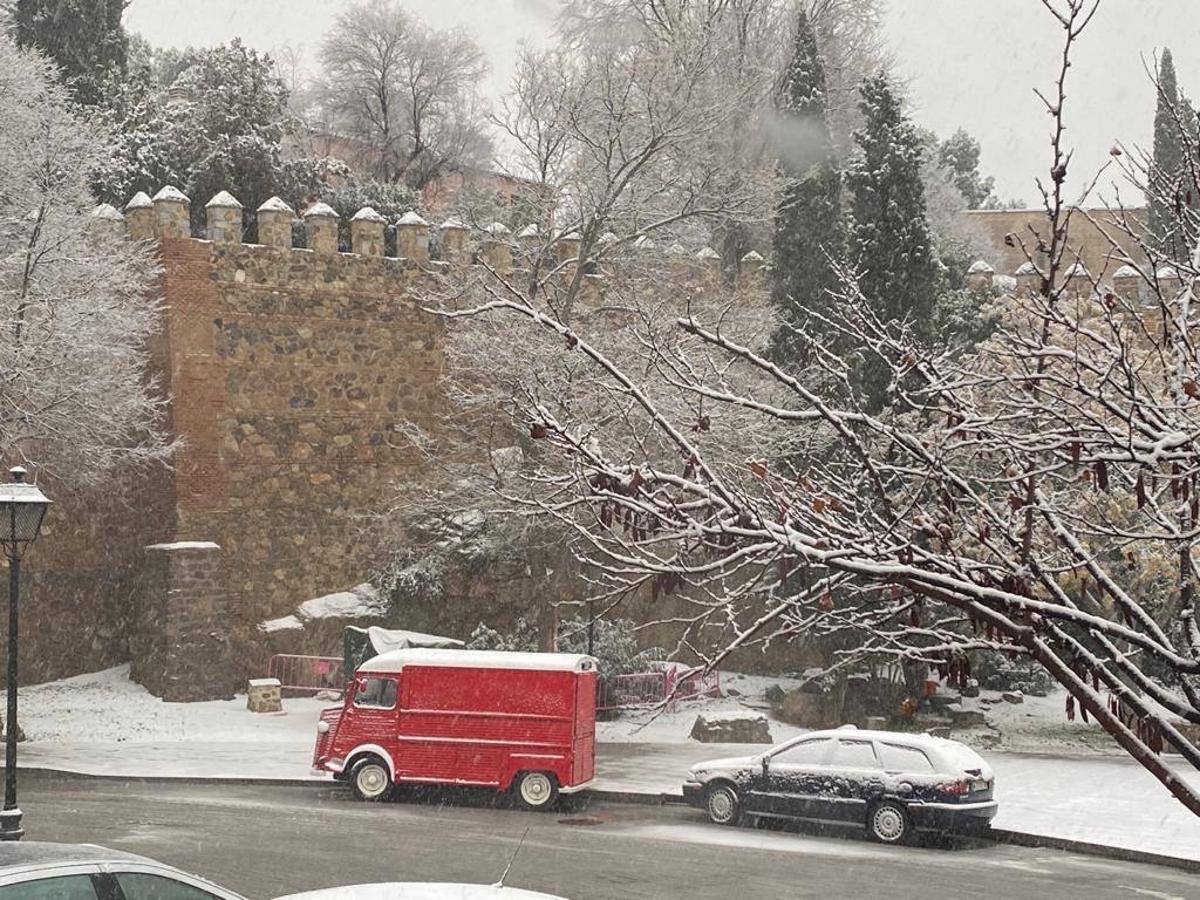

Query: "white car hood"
<box><xmin>689</xmin><ymin>754</ymin><xmax>759</xmax><ymax>774</ymax></box>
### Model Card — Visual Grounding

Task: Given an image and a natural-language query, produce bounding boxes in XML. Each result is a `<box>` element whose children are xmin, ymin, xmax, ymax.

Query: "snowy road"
<box><xmin>15</xmin><ymin>774</ymin><xmax>1200</xmax><ymax>900</ymax></box>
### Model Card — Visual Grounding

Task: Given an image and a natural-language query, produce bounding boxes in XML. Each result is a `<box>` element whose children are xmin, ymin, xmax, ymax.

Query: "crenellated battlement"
<box><xmin>100</xmin><ymin>187</ymin><xmax>768</xmax><ymax>288</ymax></box>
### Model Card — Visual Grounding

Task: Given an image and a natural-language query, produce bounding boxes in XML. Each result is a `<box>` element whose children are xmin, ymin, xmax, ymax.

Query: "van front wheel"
<box><xmin>350</xmin><ymin>756</ymin><xmax>394</xmax><ymax>802</ymax></box>
<box><xmin>513</xmin><ymin>771</ymin><xmax>559</xmax><ymax>810</ymax></box>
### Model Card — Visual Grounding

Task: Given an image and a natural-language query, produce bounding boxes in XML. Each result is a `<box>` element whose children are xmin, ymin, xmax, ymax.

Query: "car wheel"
<box><xmin>705</xmin><ymin>783</ymin><xmax>741</xmax><ymax>826</ymax></box>
<box><xmin>867</xmin><ymin>800</ymin><xmax>910</xmax><ymax>844</ymax></box>
<box><xmin>514</xmin><ymin>771</ymin><xmax>559</xmax><ymax>810</ymax></box>
<box><xmin>350</xmin><ymin>756</ymin><xmax>394</xmax><ymax>802</ymax></box>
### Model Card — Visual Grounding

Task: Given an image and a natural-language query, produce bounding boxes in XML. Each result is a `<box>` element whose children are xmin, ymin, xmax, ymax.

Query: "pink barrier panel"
<box><xmin>267</xmin><ymin>654</ymin><xmax>344</xmax><ymax>695</ymax></box>
<box><xmin>598</xmin><ymin>668</ymin><xmax>721</xmax><ymax>712</ymax></box>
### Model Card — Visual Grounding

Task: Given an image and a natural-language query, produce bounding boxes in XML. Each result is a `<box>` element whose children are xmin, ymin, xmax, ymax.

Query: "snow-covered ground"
<box><xmin>12</xmin><ymin>666</ymin><xmax>1200</xmax><ymax>863</ymax></box>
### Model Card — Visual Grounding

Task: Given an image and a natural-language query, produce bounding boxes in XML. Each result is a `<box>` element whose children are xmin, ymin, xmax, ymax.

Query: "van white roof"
<box><xmin>357</xmin><ymin>648</ymin><xmax>597</xmax><ymax>674</ymax></box>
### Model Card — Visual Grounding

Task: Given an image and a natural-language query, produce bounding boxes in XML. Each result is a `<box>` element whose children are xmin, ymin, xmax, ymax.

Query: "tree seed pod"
<box><xmin>1095</xmin><ymin>459</ymin><xmax>1109</xmax><ymax>491</ymax></box>
<box><xmin>812</xmin><ymin>496</ymin><xmax>827</xmax><ymax>514</ymax></box>
<box><xmin>1070</xmin><ymin>441</ymin><xmax>1081</xmax><ymax>467</ymax></box>
<box><xmin>748</xmin><ymin>460</ymin><xmax>767</xmax><ymax>480</ymax></box>
<box><xmin>1136</xmin><ymin>471</ymin><xmax>1147</xmax><ymax>508</ymax></box>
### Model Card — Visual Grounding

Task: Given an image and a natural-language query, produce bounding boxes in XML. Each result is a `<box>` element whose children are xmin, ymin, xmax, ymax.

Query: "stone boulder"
<box><xmin>247</xmin><ymin>677</ymin><xmax>283</xmax><ymax>713</ymax></box>
<box><xmin>1001</xmin><ymin>690</ymin><xmax>1024</xmax><ymax>704</ymax></box>
<box><xmin>962</xmin><ymin>679</ymin><xmax>980</xmax><ymax>698</ymax></box>
<box><xmin>690</xmin><ymin>714</ymin><xmax>773</xmax><ymax>744</ymax></box>
<box><xmin>946</xmin><ymin>705</ymin><xmax>987</xmax><ymax>728</ymax></box>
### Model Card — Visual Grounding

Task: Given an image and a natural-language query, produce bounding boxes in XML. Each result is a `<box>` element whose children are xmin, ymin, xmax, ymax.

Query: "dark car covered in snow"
<box><xmin>682</xmin><ymin>726</ymin><xmax>997</xmax><ymax>844</ymax></box>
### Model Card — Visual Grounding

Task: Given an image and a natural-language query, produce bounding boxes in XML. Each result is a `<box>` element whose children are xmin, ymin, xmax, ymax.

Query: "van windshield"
<box><xmin>354</xmin><ymin>677</ymin><xmax>397</xmax><ymax>709</ymax></box>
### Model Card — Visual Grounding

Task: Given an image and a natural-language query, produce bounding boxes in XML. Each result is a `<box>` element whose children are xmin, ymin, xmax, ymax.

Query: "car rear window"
<box><xmin>937</xmin><ymin>741</ymin><xmax>989</xmax><ymax>774</ymax></box>
<box><xmin>878</xmin><ymin>743</ymin><xmax>935</xmax><ymax>773</ymax></box>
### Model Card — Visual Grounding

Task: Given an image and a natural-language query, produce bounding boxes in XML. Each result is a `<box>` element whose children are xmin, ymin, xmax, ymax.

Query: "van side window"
<box><xmin>354</xmin><ymin>677</ymin><xmax>397</xmax><ymax>709</ymax></box>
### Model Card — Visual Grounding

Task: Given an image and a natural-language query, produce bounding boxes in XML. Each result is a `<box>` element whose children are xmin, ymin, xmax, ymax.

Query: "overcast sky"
<box><xmin>123</xmin><ymin>1</ymin><xmax>1200</xmax><ymax>206</ymax></box>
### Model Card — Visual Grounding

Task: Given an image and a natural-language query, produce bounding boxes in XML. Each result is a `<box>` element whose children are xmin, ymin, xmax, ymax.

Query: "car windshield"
<box><xmin>5</xmin><ymin>1</ymin><xmax>1196</xmax><ymax>898</ymax></box>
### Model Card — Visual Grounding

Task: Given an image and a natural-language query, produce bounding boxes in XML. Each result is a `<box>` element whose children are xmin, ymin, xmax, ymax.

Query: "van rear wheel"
<box><xmin>350</xmin><ymin>757</ymin><xmax>394</xmax><ymax>802</ymax></box>
<box><xmin>513</xmin><ymin>771</ymin><xmax>559</xmax><ymax>810</ymax></box>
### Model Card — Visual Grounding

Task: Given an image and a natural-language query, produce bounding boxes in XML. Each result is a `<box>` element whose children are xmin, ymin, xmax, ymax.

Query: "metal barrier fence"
<box><xmin>598</xmin><ymin>667</ymin><xmax>721</xmax><ymax>712</ymax></box>
<box><xmin>267</xmin><ymin>654</ymin><xmax>344</xmax><ymax>695</ymax></box>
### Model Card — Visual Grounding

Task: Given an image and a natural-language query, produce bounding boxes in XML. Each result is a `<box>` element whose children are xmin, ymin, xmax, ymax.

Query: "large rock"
<box><xmin>690</xmin><ymin>714</ymin><xmax>773</xmax><ymax>744</ymax></box>
<box><xmin>946</xmin><ymin>705</ymin><xmax>988</xmax><ymax>728</ymax></box>
<box><xmin>1001</xmin><ymin>690</ymin><xmax>1024</xmax><ymax>704</ymax></box>
<box><xmin>962</xmin><ymin>679</ymin><xmax>980</xmax><ymax>698</ymax></box>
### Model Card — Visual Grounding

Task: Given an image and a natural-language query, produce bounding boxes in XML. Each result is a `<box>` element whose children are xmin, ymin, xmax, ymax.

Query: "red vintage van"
<box><xmin>312</xmin><ymin>648</ymin><xmax>598</xmax><ymax>809</ymax></box>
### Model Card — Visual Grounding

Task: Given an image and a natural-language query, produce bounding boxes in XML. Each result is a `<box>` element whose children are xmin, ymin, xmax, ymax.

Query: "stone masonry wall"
<box><xmin>155</xmin><ymin>233</ymin><xmax>446</xmax><ymax>667</ymax></box>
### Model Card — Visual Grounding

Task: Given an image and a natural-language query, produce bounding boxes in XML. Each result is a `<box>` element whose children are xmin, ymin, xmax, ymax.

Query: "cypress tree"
<box><xmin>846</xmin><ymin>75</ymin><xmax>940</xmax><ymax>409</ymax></box>
<box><xmin>1149</xmin><ymin>49</ymin><xmax>1189</xmax><ymax>258</ymax></box>
<box><xmin>14</xmin><ymin>0</ymin><xmax>128</xmax><ymax>105</ymax></box>
<box><xmin>768</xmin><ymin>9</ymin><xmax>842</xmax><ymax>368</ymax></box>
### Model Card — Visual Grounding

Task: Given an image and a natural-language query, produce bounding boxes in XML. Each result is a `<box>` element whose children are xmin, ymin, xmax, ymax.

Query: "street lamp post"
<box><xmin>0</xmin><ymin>466</ymin><xmax>51</xmax><ymax>842</ymax></box>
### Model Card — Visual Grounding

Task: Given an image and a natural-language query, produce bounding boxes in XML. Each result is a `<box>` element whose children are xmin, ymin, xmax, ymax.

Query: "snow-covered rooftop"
<box><xmin>152</xmin><ymin>185</ymin><xmax>189</xmax><ymax>204</ymax></box>
<box><xmin>302</xmin><ymin>201</ymin><xmax>338</xmax><ymax>219</ymax></box>
<box><xmin>124</xmin><ymin>191</ymin><xmax>153</xmax><ymax>211</ymax></box>
<box><xmin>358</xmin><ymin>648</ymin><xmax>597</xmax><ymax>674</ymax></box>
<box><xmin>205</xmin><ymin>190</ymin><xmax>243</xmax><ymax>209</ymax></box>
<box><xmin>350</xmin><ymin>206</ymin><xmax>386</xmax><ymax>223</ymax></box>
<box><xmin>397</xmin><ymin>210</ymin><xmax>429</xmax><ymax>227</ymax></box>
<box><xmin>257</xmin><ymin>196</ymin><xmax>295</xmax><ymax>215</ymax></box>
<box><xmin>91</xmin><ymin>203</ymin><xmax>124</xmax><ymax>221</ymax></box>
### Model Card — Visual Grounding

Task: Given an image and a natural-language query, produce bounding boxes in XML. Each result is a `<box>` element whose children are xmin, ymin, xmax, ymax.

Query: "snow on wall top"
<box><xmin>439</xmin><ymin>218</ymin><xmax>468</xmax><ymax>231</ymax></box>
<box><xmin>358</xmin><ymin>647</ymin><xmax>597</xmax><ymax>674</ymax></box>
<box><xmin>350</xmin><ymin>206</ymin><xmax>386</xmax><ymax>223</ymax></box>
<box><xmin>259</xmin><ymin>614</ymin><xmax>304</xmax><ymax>634</ymax></box>
<box><xmin>91</xmin><ymin>204</ymin><xmax>124</xmax><ymax>221</ymax></box>
<box><xmin>205</xmin><ymin>190</ymin><xmax>243</xmax><ymax>209</ymax></box>
<box><xmin>144</xmin><ymin>540</ymin><xmax>220</xmax><ymax>552</ymax></box>
<box><xmin>152</xmin><ymin>185</ymin><xmax>189</xmax><ymax>204</ymax></box>
<box><xmin>125</xmin><ymin>191</ymin><xmax>153</xmax><ymax>211</ymax></box>
<box><xmin>257</xmin><ymin>196</ymin><xmax>295</xmax><ymax>215</ymax></box>
<box><xmin>1113</xmin><ymin>264</ymin><xmax>1140</xmax><ymax>279</ymax></box>
<box><xmin>303</xmin><ymin>201</ymin><xmax>338</xmax><ymax>219</ymax></box>
<box><xmin>1157</xmin><ymin>265</ymin><xmax>1179</xmax><ymax>279</ymax></box>
<box><xmin>1015</xmin><ymin>261</ymin><xmax>1039</xmax><ymax>275</ymax></box>
<box><xmin>397</xmin><ymin>211</ymin><xmax>429</xmax><ymax>226</ymax></box>
<box><xmin>696</xmin><ymin>246</ymin><xmax>720</xmax><ymax>260</ymax></box>
<box><xmin>516</xmin><ymin>224</ymin><xmax>539</xmax><ymax>238</ymax></box>
<box><xmin>483</xmin><ymin>221</ymin><xmax>510</xmax><ymax>236</ymax></box>
<box><xmin>741</xmin><ymin>250</ymin><xmax>764</xmax><ymax>262</ymax></box>
<box><xmin>967</xmin><ymin>259</ymin><xmax>995</xmax><ymax>274</ymax></box>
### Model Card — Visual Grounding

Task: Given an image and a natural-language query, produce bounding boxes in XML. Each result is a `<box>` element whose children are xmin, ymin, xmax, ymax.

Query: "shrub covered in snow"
<box><xmin>465</xmin><ymin>616</ymin><xmax>664</xmax><ymax>676</ymax></box>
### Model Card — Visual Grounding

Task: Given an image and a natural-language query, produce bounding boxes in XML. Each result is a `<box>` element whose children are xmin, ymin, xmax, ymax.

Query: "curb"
<box><xmin>985</xmin><ymin>828</ymin><xmax>1200</xmax><ymax>874</ymax></box>
<box><xmin>18</xmin><ymin>768</ymin><xmax>1199</xmax><ymax>874</ymax></box>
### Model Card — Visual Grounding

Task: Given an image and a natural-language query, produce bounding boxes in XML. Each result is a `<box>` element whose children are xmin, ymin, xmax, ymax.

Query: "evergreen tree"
<box><xmin>846</xmin><ymin>74</ymin><xmax>940</xmax><ymax>409</ymax></box>
<box><xmin>768</xmin><ymin>8</ymin><xmax>842</xmax><ymax>368</ymax></box>
<box><xmin>13</xmin><ymin>0</ymin><xmax>128</xmax><ymax>105</ymax></box>
<box><xmin>1148</xmin><ymin>48</ymin><xmax>1191</xmax><ymax>258</ymax></box>
<box><xmin>937</xmin><ymin>128</ymin><xmax>995</xmax><ymax>210</ymax></box>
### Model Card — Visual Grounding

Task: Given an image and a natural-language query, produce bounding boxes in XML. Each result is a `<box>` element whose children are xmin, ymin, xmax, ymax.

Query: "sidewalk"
<box><xmin>17</xmin><ymin>737</ymin><xmax>1200</xmax><ymax>864</ymax></box>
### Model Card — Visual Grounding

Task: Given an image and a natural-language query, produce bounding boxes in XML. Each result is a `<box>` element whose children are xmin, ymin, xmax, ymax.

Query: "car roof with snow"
<box><xmin>357</xmin><ymin>647</ymin><xmax>597</xmax><ymax>674</ymax></box>
<box><xmin>0</xmin><ymin>842</ymin><xmax>154</xmax><ymax>870</ymax></box>
<box><xmin>791</xmin><ymin>726</ymin><xmax>990</xmax><ymax>771</ymax></box>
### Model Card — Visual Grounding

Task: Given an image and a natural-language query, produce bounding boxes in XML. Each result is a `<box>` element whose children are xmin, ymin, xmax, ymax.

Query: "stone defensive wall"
<box><xmin>27</xmin><ymin>187</ymin><xmax>757</xmax><ymax>700</ymax></box>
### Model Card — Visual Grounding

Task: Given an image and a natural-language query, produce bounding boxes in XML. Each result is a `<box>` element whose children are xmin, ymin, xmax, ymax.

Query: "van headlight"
<box><xmin>317</xmin><ymin>721</ymin><xmax>330</xmax><ymax>734</ymax></box>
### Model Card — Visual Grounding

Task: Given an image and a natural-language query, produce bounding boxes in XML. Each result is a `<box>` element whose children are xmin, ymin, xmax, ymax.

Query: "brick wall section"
<box><xmin>967</xmin><ymin>207</ymin><xmax>1149</xmax><ymax>277</ymax></box>
<box><xmin>156</xmin><ymin>239</ymin><xmax>445</xmax><ymax>644</ymax></box>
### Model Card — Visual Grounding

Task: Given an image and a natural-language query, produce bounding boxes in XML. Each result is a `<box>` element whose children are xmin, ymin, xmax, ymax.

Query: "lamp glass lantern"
<box><xmin>0</xmin><ymin>468</ymin><xmax>51</xmax><ymax>555</ymax></box>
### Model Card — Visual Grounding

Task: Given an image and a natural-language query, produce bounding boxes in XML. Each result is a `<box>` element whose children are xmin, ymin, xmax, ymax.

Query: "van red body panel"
<box><xmin>313</xmin><ymin>650</ymin><xmax>598</xmax><ymax>797</ymax></box>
